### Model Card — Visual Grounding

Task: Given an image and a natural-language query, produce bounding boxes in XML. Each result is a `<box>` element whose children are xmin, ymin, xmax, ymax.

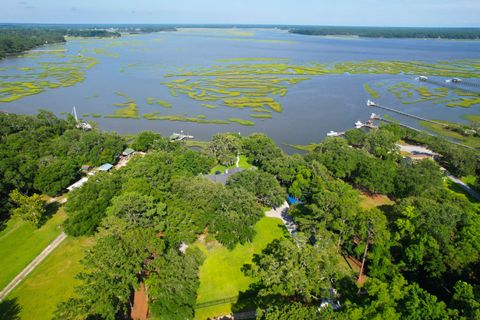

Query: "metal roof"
<box><xmin>122</xmin><ymin>148</ymin><xmax>135</xmax><ymax>156</ymax></box>
<box><xmin>98</xmin><ymin>163</ymin><xmax>113</xmax><ymax>171</ymax></box>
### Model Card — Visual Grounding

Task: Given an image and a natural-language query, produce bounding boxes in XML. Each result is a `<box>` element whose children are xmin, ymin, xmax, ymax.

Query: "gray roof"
<box><xmin>122</xmin><ymin>148</ymin><xmax>135</xmax><ymax>156</ymax></box>
<box><xmin>204</xmin><ymin>167</ymin><xmax>244</xmax><ymax>185</ymax></box>
<box><xmin>98</xmin><ymin>163</ymin><xmax>113</xmax><ymax>171</ymax></box>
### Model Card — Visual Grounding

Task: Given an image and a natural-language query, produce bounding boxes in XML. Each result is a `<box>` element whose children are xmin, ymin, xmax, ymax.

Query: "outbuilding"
<box><xmin>67</xmin><ymin>177</ymin><xmax>89</xmax><ymax>192</ymax></box>
<box><xmin>122</xmin><ymin>148</ymin><xmax>135</xmax><ymax>157</ymax></box>
<box><xmin>98</xmin><ymin>163</ymin><xmax>113</xmax><ymax>172</ymax></box>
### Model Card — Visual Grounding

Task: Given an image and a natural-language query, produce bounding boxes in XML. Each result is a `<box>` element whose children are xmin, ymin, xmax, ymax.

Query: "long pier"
<box><xmin>373</xmin><ymin>115</ymin><xmax>476</xmax><ymax>151</ymax></box>
<box><xmin>375</xmin><ymin>116</ymin><xmax>424</xmax><ymax>133</ymax></box>
<box><xmin>457</xmin><ymin>80</ymin><xmax>480</xmax><ymax>89</ymax></box>
<box><xmin>367</xmin><ymin>100</ymin><xmax>448</xmax><ymax>127</ymax></box>
<box><xmin>419</xmin><ymin>77</ymin><xmax>480</xmax><ymax>94</ymax></box>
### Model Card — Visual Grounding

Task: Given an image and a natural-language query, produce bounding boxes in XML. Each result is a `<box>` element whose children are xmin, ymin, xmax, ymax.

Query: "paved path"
<box><xmin>447</xmin><ymin>175</ymin><xmax>480</xmax><ymax>201</ymax></box>
<box><xmin>235</xmin><ymin>155</ymin><xmax>240</xmax><ymax>168</ymax></box>
<box><xmin>265</xmin><ymin>201</ymin><xmax>297</xmax><ymax>235</ymax></box>
<box><xmin>0</xmin><ymin>232</ymin><xmax>67</xmax><ymax>301</ymax></box>
<box><xmin>396</xmin><ymin>143</ymin><xmax>437</xmax><ymax>155</ymax></box>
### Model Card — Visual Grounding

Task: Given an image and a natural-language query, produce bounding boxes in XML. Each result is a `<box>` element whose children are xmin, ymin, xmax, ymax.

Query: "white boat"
<box><xmin>327</xmin><ymin>131</ymin><xmax>340</xmax><ymax>137</ymax></box>
<box><xmin>72</xmin><ymin>106</ymin><xmax>92</xmax><ymax>131</ymax></box>
<box><xmin>355</xmin><ymin>121</ymin><xmax>364</xmax><ymax>128</ymax></box>
<box><xmin>367</xmin><ymin>100</ymin><xmax>376</xmax><ymax>107</ymax></box>
<box><xmin>446</xmin><ymin>78</ymin><xmax>462</xmax><ymax>83</ymax></box>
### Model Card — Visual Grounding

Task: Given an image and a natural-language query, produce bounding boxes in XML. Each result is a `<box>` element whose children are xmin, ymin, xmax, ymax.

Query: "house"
<box><xmin>122</xmin><ymin>148</ymin><xmax>135</xmax><ymax>157</ymax></box>
<box><xmin>98</xmin><ymin>163</ymin><xmax>113</xmax><ymax>172</ymax></box>
<box><xmin>203</xmin><ymin>167</ymin><xmax>244</xmax><ymax>185</ymax></box>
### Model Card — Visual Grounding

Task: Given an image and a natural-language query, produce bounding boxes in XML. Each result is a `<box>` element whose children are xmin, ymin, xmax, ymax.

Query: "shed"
<box><xmin>98</xmin><ymin>163</ymin><xmax>113</xmax><ymax>172</ymax></box>
<box><xmin>67</xmin><ymin>177</ymin><xmax>89</xmax><ymax>192</ymax></box>
<box><xmin>122</xmin><ymin>148</ymin><xmax>135</xmax><ymax>157</ymax></box>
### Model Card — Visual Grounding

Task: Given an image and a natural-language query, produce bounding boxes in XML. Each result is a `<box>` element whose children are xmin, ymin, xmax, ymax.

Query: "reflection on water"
<box><xmin>1</xmin><ymin>28</ymin><xmax>479</xmax><ymax>148</ymax></box>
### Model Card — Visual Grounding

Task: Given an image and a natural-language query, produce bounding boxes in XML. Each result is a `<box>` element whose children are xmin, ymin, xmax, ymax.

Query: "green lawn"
<box><xmin>0</xmin><ymin>209</ymin><xmax>66</xmax><ymax>289</ymax></box>
<box><xmin>209</xmin><ymin>155</ymin><xmax>253</xmax><ymax>174</ymax></box>
<box><xmin>461</xmin><ymin>175</ymin><xmax>479</xmax><ymax>193</ymax></box>
<box><xmin>360</xmin><ymin>193</ymin><xmax>395</xmax><ymax>210</ymax></box>
<box><xmin>193</xmin><ymin>217</ymin><xmax>285</xmax><ymax>320</ymax></box>
<box><xmin>445</xmin><ymin>179</ymin><xmax>480</xmax><ymax>207</ymax></box>
<box><xmin>237</xmin><ymin>155</ymin><xmax>254</xmax><ymax>170</ymax></box>
<box><xmin>8</xmin><ymin>236</ymin><xmax>94</xmax><ymax>320</ymax></box>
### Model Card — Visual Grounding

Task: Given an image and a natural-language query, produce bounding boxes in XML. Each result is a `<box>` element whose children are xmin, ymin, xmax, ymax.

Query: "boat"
<box><xmin>446</xmin><ymin>78</ymin><xmax>462</xmax><ymax>83</ymax></box>
<box><xmin>72</xmin><ymin>106</ymin><xmax>92</xmax><ymax>131</ymax></box>
<box><xmin>355</xmin><ymin>121</ymin><xmax>364</xmax><ymax>128</ymax></box>
<box><xmin>327</xmin><ymin>131</ymin><xmax>340</xmax><ymax>137</ymax></box>
<box><xmin>170</xmin><ymin>130</ymin><xmax>194</xmax><ymax>141</ymax></box>
<box><xmin>416</xmin><ymin>76</ymin><xmax>428</xmax><ymax>81</ymax></box>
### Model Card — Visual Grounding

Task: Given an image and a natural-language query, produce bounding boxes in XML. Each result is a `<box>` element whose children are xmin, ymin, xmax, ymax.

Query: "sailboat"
<box><xmin>72</xmin><ymin>106</ymin><xmax>92</xmax><ymax>131</ymax></box>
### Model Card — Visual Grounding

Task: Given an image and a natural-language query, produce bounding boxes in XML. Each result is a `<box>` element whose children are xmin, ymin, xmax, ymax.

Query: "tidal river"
<box><xmin>1</xmin><ymin>28</ymin><xmax>479</xmax><ymax>147</ymax></box>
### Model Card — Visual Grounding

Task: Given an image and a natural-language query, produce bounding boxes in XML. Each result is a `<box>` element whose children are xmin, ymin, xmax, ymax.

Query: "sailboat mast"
<box><xmin>72</xmin><ymin>106</ymin><xmax>79</xmax><ymax>122</ymax></box>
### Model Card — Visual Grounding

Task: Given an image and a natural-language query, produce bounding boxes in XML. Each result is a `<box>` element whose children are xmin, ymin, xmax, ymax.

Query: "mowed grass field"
<box><xmin>360</xmin><ymin>193</ymin><xmax>395</xmax><ymax>210</ymax></box>
<box><xmin>0</xmin><ymin>208</ymin><xmax>67</xmax><ymax>289</ymax></box>
<box><xmin>193</xmin><ymin>217</ymin><xmax>285</xmax><ymax>320</ymax></box>
<box><xmin>209</xmin><ymin>155</ymin><xmax>253</xmax><ymax>174</ymax></box>
<box><xmin>8</xmin><ymin>236</ymin><xmax>94</xmax><ymax>320</ymax></box>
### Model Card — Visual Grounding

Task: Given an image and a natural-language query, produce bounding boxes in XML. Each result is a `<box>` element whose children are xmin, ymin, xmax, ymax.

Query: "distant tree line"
<box><xmin>0</xmin><ymin>27</ymin><xmax>120</xmax><ymax>59</ymax></box>
<box><xmin>0</xmin><ymin>29</ymin><xmax>65</xmax><ymax>59</ymax></box>
<box><xmin>64</xmin><ymin>29</ymin><xmax>121</xmax><ymax>38</ymax></box>
<box><xmin>288</xmin><ymin>26</ymin><xmax>480</xmax><ymax>39</ymax></box>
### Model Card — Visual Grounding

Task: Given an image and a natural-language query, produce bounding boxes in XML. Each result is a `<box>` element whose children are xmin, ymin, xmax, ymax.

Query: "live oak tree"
<box><xmin>363</xmin><ymin>128</ymin><xmax>399</xmax><ymax>160</ymax></box>
<box><xmin>257</xmin><ymin>302</ymin><xmax>322</xmax><ymax>320</ymax></box>
<box><xmin>243</xmin><ymin>133</ymin><xmax>283</xmax><ymax>169</ymax></box>
<box><xmin>245</xmin><ymin>238</ymin><xmax>338</xmax><ymax>303</ymax></box>
<box><xmin>9</xmin><ymin>189</ymin><xmax>46</xmax><ymax>226</ymax></box>
<box><xmin>227</xmin><ymin>169</ymin><xmax>286</xmax><ymax>207</ymax></box>
<box><xmin>292</xmin><ymin>177</ymin><xmax>360</xmax><ymax>248</ymax></box>
<box><xmin>353</xmin><ymin>208</ymin><xmax>391</xmax><ymax>282</ymax></box>
<box><xmin>308</xmin><ymin>138</ymin><xmax>363</xmax><ymax>179</ymax></box>
<box><xmin>207</xmin><ymin>132</ymin><xmax>243</xmax><ymax>166</ymax></box>
<box><xmin>131</xmin><ymin>130</ymin><xmax>179</xmax><ymax>152</ymax></box>
<box><xmin>340</xmin><ymin>275</ymin><xmax>456</xmax><ymax>320</ymax></box>
<box><xmin>64</xmin><ymin>172</ymin><xmax>123</xmax><ymax>236</ymax></box>
<box><xmin>393</xmin><ymin>159</ymin><xmax>443</xmax><ymax>198</ymax></box>
<box><xmin>33</xmin><ymin>158</ymin><xmax>78</xmax><ymax>196</ymax></box>
<box><xmin>146</xmin><ymin>248</ymin><xmax>204</xmax><ymax>320</ymax></box>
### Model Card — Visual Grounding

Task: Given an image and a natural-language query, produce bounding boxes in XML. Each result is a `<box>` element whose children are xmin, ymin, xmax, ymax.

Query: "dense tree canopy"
<box><xmin>14</xmin><ymin>122</ymin><xmax>473</xmax><ymax>320</ymax></box>
<box><xmin>0</xmin><ymin>112</ymin><xmax>125</xmax><ymax>224</ymax></box>
<box><xmin>245</xmin><ymin>238</ymin><xmax>338</xmax><ymax>303</ymax></box>
<box><xmin>207</xmin><ymin>132</ymin><xmax>242</xmax><ymax>166</ymax></box>
<box><xmin>227</xmin><ymin>169</ymin><xmax>286</xmax><ymax>207</ymax></box>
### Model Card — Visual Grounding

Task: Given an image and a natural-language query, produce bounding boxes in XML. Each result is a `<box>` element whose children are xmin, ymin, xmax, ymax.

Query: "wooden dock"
<box><xmin>419</xmin><ymin>77</ymin><xmax>480</xmax><ymax>94</ymax></box>
<box><xmin>367</xmin><ymin>100</ymin><xmax>447</xmax><ymax>127</ymax></box>
<box><xmin>375</xmin><ymin>116</ymin><xmax>476</xmax><ymax>151</ymax></box>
